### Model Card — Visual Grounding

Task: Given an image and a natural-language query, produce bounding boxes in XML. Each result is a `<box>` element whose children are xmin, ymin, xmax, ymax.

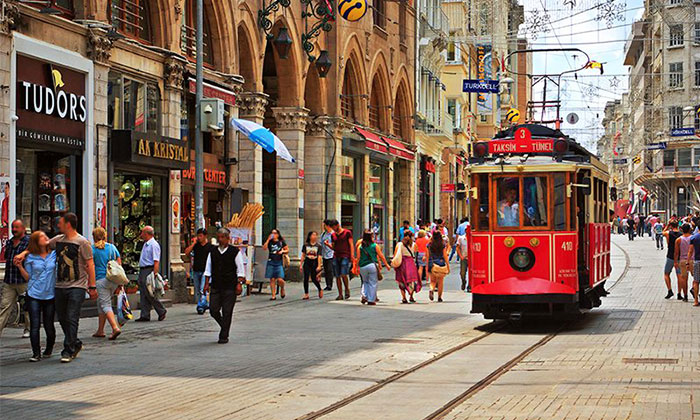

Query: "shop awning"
<box><xmin>355</xmin><ymin>128</ymin><xmax>388</xmax><ymax>154</ymax></box>
<box><xmin>425</xmin><ymin>161</ymin><xmax>436</xmax><ymax>173</ymax></box>
<box><xmin>383</xmin><ymin>137</ymin><xmax>415</xmax><ymax>161</ymax></box>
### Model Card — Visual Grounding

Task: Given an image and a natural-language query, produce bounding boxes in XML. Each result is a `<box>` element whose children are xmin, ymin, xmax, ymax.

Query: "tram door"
<box><xmin>575</xmin><ymin>170</ymin><xmax>590</xmax><ymax>289</ymax></box>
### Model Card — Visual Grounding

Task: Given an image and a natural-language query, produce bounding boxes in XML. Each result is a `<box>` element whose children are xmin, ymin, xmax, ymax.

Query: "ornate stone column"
<box><xmin>272</xmin><ymin>106</ymin><xmax>308</xmax><ymax>279</ymax></box>
<box><xmin>163</xmin><ymin>55</ymin><xmax>188</xmax><ymax>303</ymax></box>
<box><xmin>0</xmin><ymin>2</ymin><xmax>19</xmax><ymax>179</ymax></box>
<box><xmin>238</xmin><ymin>92</ymin><xmax>269</xmax><ymax>245</ymax></box>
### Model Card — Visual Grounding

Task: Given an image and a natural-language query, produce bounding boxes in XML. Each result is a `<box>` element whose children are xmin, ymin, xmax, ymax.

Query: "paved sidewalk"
<box><xmin>443</xmin><ymin>235</ymin><xmax>700</xmax><ymax>420</ymax></box>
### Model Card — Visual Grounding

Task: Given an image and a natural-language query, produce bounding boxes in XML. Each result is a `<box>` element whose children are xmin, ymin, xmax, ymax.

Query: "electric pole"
<box><xmin>194</xmin><ymin>0</ymin><xmax>204</xmax><ymax>230</ymax></box>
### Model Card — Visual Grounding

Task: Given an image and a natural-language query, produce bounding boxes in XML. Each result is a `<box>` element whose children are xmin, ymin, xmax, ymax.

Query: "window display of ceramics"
<box><xmin>140</xmin><ymin>178</ymin><xmax>153</xmax><ymax>198</ymax></box>
<box><xmin>120</xmin><ymin>181</ymin><xmax>136</xmax><ymax>202</ymax></box>
<box><xmin>38</xmin><ymin>194</ymin><xmax>51</xmax><ymax>212</ymax></box>
<box><xmin>131</xmin><ymin>199</ymin><xmax>144</xmax><ymax>217</ymax></box>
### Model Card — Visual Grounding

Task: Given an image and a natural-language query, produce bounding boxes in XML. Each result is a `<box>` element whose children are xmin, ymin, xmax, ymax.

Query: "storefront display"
<box><xmin>369</xmin><ymin>162</ymin><xmax>387</xmax><ymax>244</ymax></box>
<box><xmin>113</xmin><ymin>174</ymin><xmax>163</xmax><ymax>274</ymax></box>
<box><xmin>340</xmin><ymin>154</ymin><xmax>362</xmax><ymax>236</ymax></box>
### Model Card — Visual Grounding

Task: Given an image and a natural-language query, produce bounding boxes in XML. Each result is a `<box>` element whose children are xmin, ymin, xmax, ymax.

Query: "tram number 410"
<box><xmin>473</xmin><ymin>243</ymin><xmax>482</xmax><ymax>252</ymax></box>
<box><xmin>561</xmin><ymin>241</ymin><xmax>574</xmax><ymax>251</ymax></box>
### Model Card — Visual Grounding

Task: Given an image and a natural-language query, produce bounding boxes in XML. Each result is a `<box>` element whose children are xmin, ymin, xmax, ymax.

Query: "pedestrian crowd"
<box><xmin>0</xmin><ymin>213</ymin><xmax>170</xmax><ymax>362</ymax></box>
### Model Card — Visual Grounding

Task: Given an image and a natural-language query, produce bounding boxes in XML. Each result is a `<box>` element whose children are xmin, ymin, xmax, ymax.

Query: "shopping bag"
<box><xmin>107</xmin><ymin>260</ymin><xmax>129</xmax><ymax>285</ymax></box>
<box><xmin>116</xmin><ymin>289</ymin><xmax>133</xmax><ymax>326</ymax></box>
<box><xmin>391</xmin><ymin>243</ymin><xmax>403</xmax><ymax>268</ymax></box>
<box><xmin>196</xmin><ymin>292</ymin><xmax>209</xmax><ymax>314</ymax></box>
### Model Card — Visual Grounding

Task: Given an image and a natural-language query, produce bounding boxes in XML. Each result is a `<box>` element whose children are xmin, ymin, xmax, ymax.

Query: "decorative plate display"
<box><xmin>140</xmin><ymin>178</ymin><xmax>153</xmax><ymax>198</ymax></box>
<box><xmin>54</xmin><ymin>193</ymin><xmax>66</xmax><ymax>211</ymax></box>
<box><xmin>124</xmin><ymin>223</ymin><xmax>138</xmax><ymax>239</ymax></box>
<box><xmin>131</xmin><ymin>200</ymin><xmax>144</xmax><ymax>217</ymax></box>
<box><xmin>120</xmin><ymin>181</ymin><xmax>136</xmax><ymax>202</ymax></box>
<box><xmin>54</xmin><ymin>174</ymin><xmax>66</xmax><ymax>190</ymax></box>
<box><xmin>39</xmin><ymin>173</ymin><xmax>52</xmax><ymax>190</ymax></box>
<box><xmin>120</xmin><ymin>206</ymin><xmax>130</xmax><ymax>220</ymax></box>
<box><xmin>38</xmin><ymin>194</ymin><xmax>51</xmax><ymax>211</ymax></box>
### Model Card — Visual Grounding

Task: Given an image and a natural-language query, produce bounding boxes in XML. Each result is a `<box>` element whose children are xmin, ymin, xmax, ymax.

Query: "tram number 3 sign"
<box><xmin>488</xmin><ymin>127</ymin><xmax>554</xmax><ymax>154</ymax></box>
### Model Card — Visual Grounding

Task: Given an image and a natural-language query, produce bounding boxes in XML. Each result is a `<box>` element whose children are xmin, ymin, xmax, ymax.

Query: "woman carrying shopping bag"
<box><xmin>392</xmin><ymin>230</ymin><xmax>421</xmax><ymax>304</ymax></box>
<box><xmin>91</xmin><ymin>228</ymin><xmax>123</xmax><ymax>340</ymax></box>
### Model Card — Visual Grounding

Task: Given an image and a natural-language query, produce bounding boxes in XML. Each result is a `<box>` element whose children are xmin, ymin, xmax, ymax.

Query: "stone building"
<box><xmin>0</xmin><ymin>0</ymin><xmax>416</xmax><ymax>285</ymax></box>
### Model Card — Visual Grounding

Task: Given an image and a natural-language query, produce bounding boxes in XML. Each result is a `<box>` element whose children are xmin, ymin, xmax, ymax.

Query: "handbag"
<box><xmin>391</xmin><ymin>243</ymin><xmax>403</xmax><ymax>268</ymax></box>
<box><xmin>431</xmin><ymin>262</ymin><xmax>450</xmax><ymax>276</ymax></box>
<box><xmin>116</xmin><ymin>289</ymin><xmax>133</xmax><ymax>326</ymax></box>
<box><xmin>282</xmin><ymin>253</ymin><xmax>290</xmax><ymax>268</ymax></box>
<box><xmin>106</xmin><ymin>245</ymin><xmax>129</xmax><ymax>286</ymax></box>
<box><xmin>196</xmin><ymin>292</ymin><xmax>209</xmax><ymax>314</ymax></box>
<box><xmin>361</xmin><ymin>245</ymin><xmax>383</xmax><ymax>281</ymax></box>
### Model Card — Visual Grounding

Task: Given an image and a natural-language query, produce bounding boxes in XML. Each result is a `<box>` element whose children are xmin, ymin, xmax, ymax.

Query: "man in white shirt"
<box><xmin>136</xmin><ymin>226</ymin><xmax>166</xmax><ymax>322</ymax></box>
<box><xmin>203</xmin><ymin>228</ymin><xmax>246</xmax><ymax>344</ymax></box>
<box><xmin>456</xmin><ymin>233</ymin><xmax>469</xmax><ymax>291</ymax></box>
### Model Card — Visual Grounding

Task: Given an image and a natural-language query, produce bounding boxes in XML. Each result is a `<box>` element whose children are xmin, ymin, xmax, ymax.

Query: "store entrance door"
<box><xmin>341</xmin><ymin>202</ymin><xmax>361</xmax><ymax>239</ymax></box>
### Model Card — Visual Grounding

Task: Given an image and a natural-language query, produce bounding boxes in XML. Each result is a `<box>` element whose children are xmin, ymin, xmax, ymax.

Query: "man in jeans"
<box><xmin>20</xmin><ymin>213</ymin><xmax>96</xmax><ymax>363</ymax></box>
<box><xmin>135</xmin><ymin>226</ymin><xmax>167</xmax><ymax>322</ymax></box>
<box><xmin>328</xmin><ymin>219</ymin><xmax>354</xmax><ymax>300</ymax></box>
<box><xmin>320</xmin><ymin>220</ymin><xmax>335</xmax><ymax>291</ymax></box>
<box><xmin>689</xmin><ymin>227</ymin><xmax>700</xmax><ymax>306</ymax></box>
<box><xmin>184</xmin><ymin>228</ymin><xmax>212</xmax><ymax>310</ymax></box>
<box><xmin>0</xmin><ymin>219</ymin><xmax>30</xmax><ymax>338</ymax></box>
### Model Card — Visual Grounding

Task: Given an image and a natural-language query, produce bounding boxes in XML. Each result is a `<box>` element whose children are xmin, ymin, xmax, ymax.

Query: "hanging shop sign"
<box><xmin>612</xmin><ymin>158</ymin><xmax>628</xmax><ymax>165</ymax></box>
<box><xmin>646</xmin><ymin>142</ymin><xmax>667</xmax><ymax>150</ymax></box>
<box><xmin>670</xmin><ymin>127</ymin><xmax>695</xmax><ymax>137</ymax></box>
<box><xmin>16</xmin><ymin>55</ymin><xmax>87</xmax><ymax>150</ymax></box>
<box><xmin>441</xmin><ymin>183</ymin><xmax>456</xmax><ymax>193</ymax></box>
<box><xmin>475</xmin><ymin>44</ymin><xmax>493</xmax><ymax>115</ymax></box>
<box><xmin>187</xmin><ymin>78</ymin><xmax>236</xmax><ymax>106</ymax></box>
<box><xmin>111</xmin><ymin>130</ymin><xmax>189</xmax><ymax>170</ymax></box>
<box><xmin>338</xmin><ymin>0</ymin><xmax>367</xmax><ymax>21</ymax></box>
<box><xmin>462</xmin><ymin>79</ymin><xmax>499</xmax><ymax>93</ymax></box>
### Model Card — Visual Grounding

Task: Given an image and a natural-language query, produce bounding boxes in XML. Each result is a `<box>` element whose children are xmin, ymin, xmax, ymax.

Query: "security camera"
<box><xmin>210</xmin><ymin>127</ymin><xmax>225</xmax><ymax>139</ymax></box>
<box><xmin>11</xmin><ymin>115</ymin><xmax>19</xmax><ymax>121</ymax></box>
<box><xmin>203</xmin><ymin>104</ymin><xmax>213</xmax><ymax>114</ymax></box>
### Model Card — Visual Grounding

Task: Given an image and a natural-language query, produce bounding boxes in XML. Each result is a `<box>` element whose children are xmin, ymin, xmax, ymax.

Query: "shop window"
<box><xmin>109</xmin><ymin>0</ymin><xmax>152</xmax><ymax>42</ymax></box>
<box><xmin>108</xmin><ymin>73</ymin><xmax>161</xmax><ymax>134</ymax></box>
<box><xmin>553</xmin><ymin>173</ymin><xmax>567</xmax><ymax>231</ymax></box>
<box><xmin>340</xmin><ymin>155</ymin><xmax>359</xmax><ymax>201</ymax></box>
<box><xmin>113</xmin><ymin>174</ymin><xmax>162</xmax><ymax>274</ymax></box>
<box><xmin>181</xmin><ymin>0</ymin><xmax>214</xmax><ymax>65</ymax></box>
<box><xmin>694</xmin><ymin>147</ymin><xmax>700</xmax><ymax>166</ymax></box>
<box><xmin>496</xmin><ymin>177</ymin><xmax>520</xmax><ymax>228</ymax></box>
<box><xmin>678</xmin><ymin>148</ymin><xmax>692</xmax><ymax>167</ymax></box>
<box><xmin>663</xmin><ymin>149</ymin><xmax>676</xmax><ymax>167</ymax></box>
<box><xmin>369</xmin><ymin>163</ymin><xmax>385</xmax><ymax>202</ymax></box>
<box><xmin>15</xmin><ymin>149</ymin><xmax>79</xmax><ymax>238</ymax></box>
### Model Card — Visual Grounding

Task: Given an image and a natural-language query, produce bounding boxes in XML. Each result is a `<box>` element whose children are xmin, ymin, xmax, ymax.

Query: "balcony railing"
<box><xmin>421</xmin><ymin>111</ymin><xmax>455</xmax><ymax>141</ymax></box>
<box><xmin>420</xmin><ymin>5</ymin><xmax>450</xmax><ymax>38</ymax></box>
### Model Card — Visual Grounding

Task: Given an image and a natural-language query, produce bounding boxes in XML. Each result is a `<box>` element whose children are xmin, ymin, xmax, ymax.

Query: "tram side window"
<box><xmin>476</xmin><ymin>175</ymin><xmax>490</xmax><ymax>230</ymax></box>
<box><xmin>523</xmin><ymin>177</ymin><xmax>548</xmax><ymax>227</ymax></box>
<box><xmin>496</xmin><ymin>177</ymin><xmax>520</xmax><ymax>227</ymax></box>
<box><xmin>553</xmin><ymin>174</ymin><xmax>567</xmax><ymax>230</ymax></box>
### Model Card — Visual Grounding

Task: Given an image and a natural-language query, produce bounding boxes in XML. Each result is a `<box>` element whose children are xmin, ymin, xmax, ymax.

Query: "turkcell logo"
<box><xmin>462</xmin><ymin>79</ymin><xmax>499</xmax><ymax>93</ymax></box>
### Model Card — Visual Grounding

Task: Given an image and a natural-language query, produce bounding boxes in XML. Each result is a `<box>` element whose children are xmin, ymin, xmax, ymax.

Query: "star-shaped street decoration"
<box><xmin>609</xmin><ymin>76</ymin><xmax>620</xmax><ymax>89</ymax></box>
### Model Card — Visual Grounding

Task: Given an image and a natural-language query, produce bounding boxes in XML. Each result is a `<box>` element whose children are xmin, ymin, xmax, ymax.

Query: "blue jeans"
<box><xmin>54</xmin><ymin>287</ymin><xmax>85</xmax><ymax>357</ymax></box>
<box><xmin>192</xmin><ymin>271</ymin><xmax>205</xmax><ymax>304</ymax></box>
<box><xmin>27</xmin><ymin>296</ymin><xmax>55</xmax><ymax>356</ymax></box>
<box><xmin>449</xmin><ymin>246</ymin><xmax>458</xmax><ymax>261</ymax></box>
<box><xmin>359</xmin><ymin>263</ymin><xmax>378</xmax><ymax>302</ymax></box>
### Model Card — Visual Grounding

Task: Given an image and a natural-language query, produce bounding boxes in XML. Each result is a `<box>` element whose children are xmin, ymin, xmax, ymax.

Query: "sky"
<box><xmin>515</xmin><ymin>0</ymin><xmax>644</xmax><ymax>152</ymax></box>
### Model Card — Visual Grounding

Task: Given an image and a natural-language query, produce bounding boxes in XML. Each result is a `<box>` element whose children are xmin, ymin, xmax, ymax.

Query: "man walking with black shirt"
<box><xmin>203</xmin><ymin>228</ymin><xmax>246</xmax><ymax>344</ymax></box>
<box><xmin>184</xmin><ymin>228</ymin><xmax>212</xmax><ymax>310</ymax></box>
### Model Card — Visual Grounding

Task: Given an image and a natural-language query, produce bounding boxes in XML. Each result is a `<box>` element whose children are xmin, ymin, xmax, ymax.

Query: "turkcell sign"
<box><xmin>462</xmin><ymin>79</ymin><xmax>499</xmax><ymax>93</ymax></box>
<box><xmin>670</xmin><ymin>128</ymin><xmax>695</xmax><ymax>137</ymax></box>
<box><xmin>646</xmin><ymin>142</ymin><xmax>667</xmax><ymax>150</ymax></box>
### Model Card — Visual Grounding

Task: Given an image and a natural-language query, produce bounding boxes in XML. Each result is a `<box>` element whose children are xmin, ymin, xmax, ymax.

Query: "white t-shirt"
<box><xmin>457</xmin><ymin>235</ymin><xmax>468</xmax><ymax>256</ymax></box>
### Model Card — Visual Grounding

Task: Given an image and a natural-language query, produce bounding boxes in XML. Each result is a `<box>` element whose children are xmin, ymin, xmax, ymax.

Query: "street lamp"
<box><xmin>273</xmin><ymin>27</ymin><xmax>293</xmax><ymax>59</ymax></box>
<box><xmin>315</xmin><ymin>50</ymin><xmax>332</xmax><ymax>78</ymax></box>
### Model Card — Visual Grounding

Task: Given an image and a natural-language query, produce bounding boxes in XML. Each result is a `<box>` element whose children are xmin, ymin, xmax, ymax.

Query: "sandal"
<box><xmin>270</xmin><ymin>297</ymin><xmax>277</xmax><ymax>301</ymax></box>
<box><xmin>109</xmin><ymin>330</ymin><xmax>121</xmax><ymax>340</ymax></box>
<box><xmin>302</xmin><ymin>295</ymin><xmax>310</xmax><ymax>300</ymax></box>
<box><xmin>92</xmin><ymin>333</ymin><xmax>105</xmax><ymax>338</ymax></box>
<box><xmin>409</xmin><ymin>297</ymin><xmax>416</xmax><ymax>303</ymax></box>
<box><xmin>318</xmin><ymin>290</ymin><xmax>324</xmax><ymax>299</ymax></box>
<box><xmin>401</xmin><ymin>299</ymin><xmax>408</xmax><ymax>304</ymax></box>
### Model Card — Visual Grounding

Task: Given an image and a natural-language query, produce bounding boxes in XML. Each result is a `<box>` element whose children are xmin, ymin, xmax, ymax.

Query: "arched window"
<box><xmin>341</xmin><ymin>61</ymin><xmax>357</xmax><ymax>122</ymax></box>
<box><xmin>109</xmin><ymin>0</ymin><xmax>152</xmax><ymax>42</ymax></box>
<box><xmin>27</xmin><ymin>0</ymin><xmax>73</xmax><ymax>18</ymax></box>
<box><xmin>181</xmin><ymin>0</ymin><xmax>214</xmax><ymax>65</ymax></box>
<box><xmin>369</xmin><ymin>75</ymin><xmax>385</xmax><ymax>131</ymax></box>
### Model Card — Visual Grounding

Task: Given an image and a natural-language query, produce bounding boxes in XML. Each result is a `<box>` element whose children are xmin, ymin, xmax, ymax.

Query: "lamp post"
<box><xmin>195</xmin><ymin>0</ymin><xmax>204</xmax><ymax>231</ymax></box>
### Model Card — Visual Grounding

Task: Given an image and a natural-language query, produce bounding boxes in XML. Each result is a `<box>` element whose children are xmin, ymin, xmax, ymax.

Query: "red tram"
<box><xmin>467</xmin><ymin>124</ymin><xmax>611</xmax><ymax>320</ymax></box>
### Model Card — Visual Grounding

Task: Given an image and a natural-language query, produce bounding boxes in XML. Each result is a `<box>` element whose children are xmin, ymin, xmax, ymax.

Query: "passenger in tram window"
<box><xmin>497</xmin><ymin>179</ymin><xmax>520</xmax><ymax>227</ymax></box>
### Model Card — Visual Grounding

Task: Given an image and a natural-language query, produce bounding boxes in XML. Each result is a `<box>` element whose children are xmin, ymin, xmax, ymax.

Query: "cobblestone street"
<box><xmin>1</xmin><ymin>235</ymin><xmax>698</xmax><ymax>420</ymax></box>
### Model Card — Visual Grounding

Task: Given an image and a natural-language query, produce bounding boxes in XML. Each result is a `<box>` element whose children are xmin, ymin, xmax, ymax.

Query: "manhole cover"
<box><xmin>622</xmin><ymin>358</ymin><xmax>678</xmax><ymax>364</ymax></box>
<box><xmin>374</xmin><ymin>338</ymin><xmax>422</xmax><ymax>344</ymax></box>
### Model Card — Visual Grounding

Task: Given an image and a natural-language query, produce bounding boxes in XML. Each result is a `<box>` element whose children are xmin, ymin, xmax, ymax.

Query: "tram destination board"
<box><xmin>488</xmin><ymin>127</ymin><xmax>553</xmax><ymax>154</ymax></box>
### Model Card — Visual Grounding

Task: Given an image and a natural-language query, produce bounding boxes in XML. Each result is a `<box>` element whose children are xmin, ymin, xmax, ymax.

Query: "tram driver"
<box><xmin>497</xmin><ymin>186</ymin><xmax>520</xmax><ymax>227</ymax></box>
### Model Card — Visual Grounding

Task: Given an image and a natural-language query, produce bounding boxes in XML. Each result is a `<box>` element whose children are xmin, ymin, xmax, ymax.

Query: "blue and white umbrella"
<box><xmin>231</xmin><ymin>118</ymin><xmax>296</xmax><ymax>163</ymax></box>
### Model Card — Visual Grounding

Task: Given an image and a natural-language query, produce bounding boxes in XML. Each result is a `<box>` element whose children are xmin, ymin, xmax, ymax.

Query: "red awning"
<box><xmin>425</xmin><ymin>161</ymin><xmax>436</xmax><ymax>173</ymax></box>
<box><xmin>355</xmin><ymin>128</ymin><xmax>388</xmax><ymax>154</ymax></box>
<box><xmin>383</xmin><ymin>137</ymin><xmax>415</xmax><ymax>161</ymax></box>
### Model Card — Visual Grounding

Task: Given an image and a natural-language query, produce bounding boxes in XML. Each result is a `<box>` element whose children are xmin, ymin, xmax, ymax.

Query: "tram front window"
<box><xmin>497</xmin><ymin>177</ymin><xmax>520</xmax><ymax>227</ymax></box>
<box><xmin>523</xmin><ymin>177</ymin><xmax>548</xmax><ymax>227</ymax></box>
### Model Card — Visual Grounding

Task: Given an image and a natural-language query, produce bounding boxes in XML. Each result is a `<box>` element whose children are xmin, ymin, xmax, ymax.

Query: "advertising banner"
<box><xmin>476</xmin><ymin>44</ymin><xmax>493</xmax><ymax>115</ymax></box>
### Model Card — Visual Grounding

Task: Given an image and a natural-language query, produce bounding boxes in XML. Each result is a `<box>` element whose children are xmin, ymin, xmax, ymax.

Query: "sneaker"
<box><xmin>22</xmin><ymin>330</ymin><xmax>30</xmax><ymax>338</ymax></box>
<box><xmin>158</xmin><ymin>312</ymin><xmax>167</xmax><ymax>321</ymax></box>
<box><xmin>429</xmin><ymin>290</ymin><xmax>434</xmax><ymax>301</ymax></box>
<box><xmin>218</xmin><ymin>338</ymin><xmax>229</xmax><ymax>344</ymax></box>
<box><xmin>29</xmin><ymin>354</ymin><xmax>41</xmax><ymax>362</ymax></box>
<box><xmin>323</xmin><ymin>286</ymin><xmax>332</xmax><ymax>291</ymax></box>
<box><xmin>60</xmin><ymin>354</ymin><xmax>72</xmax><ymax>363</ymax></box>
<box><xmin>665</xmin><ymin>290</ymin><xmax>674</xmax><ymax>299</ymax></box>
<box><xmin>677</xmin><ymin>293</ymin><xmax>683</xmax><ymax>301</ymax></box>
<box><xmin>461</xmin><ymin>280</ymin><xmax>466</xmax><ymax>291</ymax></box>
<box><xmin>71</xmin><ymin>344</ymin><xmax>82</xmax><ymax>360</ymax></box>
<box><xmin>438</xmin><ymin>297</ymin><xmax>444</xmax><ymax>303</ymax></box>
<box><xmin>43</xmin><ymin>349</ymin><xmax>53</xmax><ymax>358</ymax></box>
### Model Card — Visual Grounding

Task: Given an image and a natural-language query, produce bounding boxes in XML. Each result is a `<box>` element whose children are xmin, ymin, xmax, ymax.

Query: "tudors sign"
<box><xmin>111</xmin><ymin>130</ymin><xmax>189</xmax><ymax>170</ymax></box>
<box><xmin>16</xmin><ymin>55</ymin><xmax>87</xmax><ymax>150</ymax></box>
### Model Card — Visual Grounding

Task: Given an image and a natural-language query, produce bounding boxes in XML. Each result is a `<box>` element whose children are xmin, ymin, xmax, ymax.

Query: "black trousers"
<box><xmin>322</xmin><ymin>258</ymin><xmax>335</xmax><ymax>289</ymax></box>
<box><xmin>209</xmin><ymin>287</ymin><xmax>237</xmax><ymax>340</ymax></box>
<box><xmin>54</xmin><ymin>287</ymin><xmax>84</xmax><ymax>357</ymax></box>
<box><xmin>304</xmin><ymin>262</ymin><xmax>322</xmax><ymax>294</ymax></box>
<box><xmin>628</xmin><ymin>228</ymin><xmax>635</xmax><ymax>241</ymax></box>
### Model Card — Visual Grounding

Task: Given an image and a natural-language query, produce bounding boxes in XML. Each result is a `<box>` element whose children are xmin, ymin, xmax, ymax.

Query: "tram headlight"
<box><xmin>554</xmin><ymin>139</ymin><xmax>568</xmax><ymax>154</ymax></box>
<box><xmin>474</xmin><ymin>142</ymin><xmax>488</xmax><ymax>158</ymax></box>
<box><xmin>509</xmin><ymin>247</ymin><xmax>535</xmax><ymax>272</ymax></box>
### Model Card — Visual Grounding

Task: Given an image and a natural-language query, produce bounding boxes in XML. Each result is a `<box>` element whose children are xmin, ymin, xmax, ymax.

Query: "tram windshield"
<box><xmin>474</xmin><ymin>172</ymin><xmax>571</xmax><ymax>232</ymax></box>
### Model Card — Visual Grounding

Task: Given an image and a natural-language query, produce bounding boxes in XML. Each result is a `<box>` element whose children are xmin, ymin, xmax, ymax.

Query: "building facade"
<box><xmin>0</xmin><ymin>0</ymin><xmax>416</xmax><ymax>285</ymax></box>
